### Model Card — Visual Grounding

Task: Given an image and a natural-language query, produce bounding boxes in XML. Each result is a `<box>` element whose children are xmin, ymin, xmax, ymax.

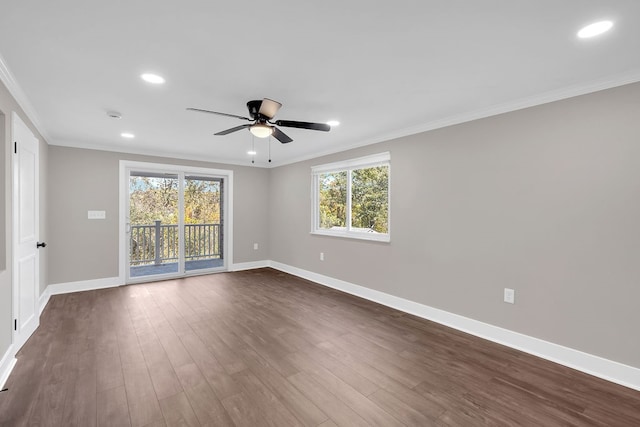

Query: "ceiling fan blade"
<box><xmin>214</xmin><ymin>124</ymin><xmax>251</xmax><ymax>135</ymax></box>
<box><xmin>272</xmin><ymin>127</ymin><xmax>293</xmax><ymax>143</ymax></box>
<box><xmin>274</xmin><ymin>120</ymin><xmax>331</xmax><ymax>132</ymax></box>
<box><xmin>258</xmin><ymin>98</ymin><xmax>282</xmax><ymax>119</ymax></box>
<box><xmin>187</xmin><ymin>107</ymin><xmax>251</xmax><ymax>121</ymax></box>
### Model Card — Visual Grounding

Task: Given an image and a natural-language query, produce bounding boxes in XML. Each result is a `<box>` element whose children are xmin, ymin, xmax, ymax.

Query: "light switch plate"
<box><xmin>88</xmin><ymin>210</ymin><xmax>106</xmax><ymax>219</ymax></box>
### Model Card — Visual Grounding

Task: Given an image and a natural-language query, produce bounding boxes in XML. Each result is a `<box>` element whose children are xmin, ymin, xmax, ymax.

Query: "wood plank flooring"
<box><xmin>1</xmin><ymin>268</ymin><xmax>639</xmax><ymax>426</ymax></box>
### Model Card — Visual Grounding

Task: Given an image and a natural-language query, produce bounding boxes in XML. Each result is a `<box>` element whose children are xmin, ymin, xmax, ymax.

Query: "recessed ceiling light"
<box><xmin>577</xmin><ymin>20</ymin><xmax>613</xmax><ymax>39</ymax></box>
<box><xmin>247</xmin><ymin>150</ymin><xmax>257</xmax><ymax>155</ymax></box>
<box><xmin>327</xmin><ymin>120</ymin><xmax>340</xmax><ymax>127</ymax></box>
<box><xmin>141</xmin><ymin>73</ymin><xmax>165</xmax><ymax>84</ymax></box>
<box><xmin>121</xmin><ymin>132</ymin><xmax>135</xmax><ymax>139</ymax></box>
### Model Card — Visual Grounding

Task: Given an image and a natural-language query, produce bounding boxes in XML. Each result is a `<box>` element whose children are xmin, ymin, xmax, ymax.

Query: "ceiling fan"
<box><xmin>187</xmin><ymin>98</ymin><xmax>331</xmax><ymax>143</ymax></box>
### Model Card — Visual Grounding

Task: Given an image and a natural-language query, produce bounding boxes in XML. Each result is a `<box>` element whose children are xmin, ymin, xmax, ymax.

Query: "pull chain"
<box><xmin>251</xmin><ymin>135</ymin><xmax>256</xmax><ymax>164</ymax></box>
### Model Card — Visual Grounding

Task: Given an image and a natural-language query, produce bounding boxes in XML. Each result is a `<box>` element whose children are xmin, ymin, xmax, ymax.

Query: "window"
<box><xmin>312</xmin><ymin>152</ymin><xmax>390</xmax><ymax>242</ymax></box>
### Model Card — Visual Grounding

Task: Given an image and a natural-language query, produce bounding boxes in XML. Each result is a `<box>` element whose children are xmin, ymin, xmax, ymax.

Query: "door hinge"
<box><xmin>14</xmin><ymin>141</ymin><xmax>17</xmax><ymax>154</ymax></box>
<box><xmin>14</xmin><ymin>319</ymin><xmax>17</xmax><ymax>330</ymax></box>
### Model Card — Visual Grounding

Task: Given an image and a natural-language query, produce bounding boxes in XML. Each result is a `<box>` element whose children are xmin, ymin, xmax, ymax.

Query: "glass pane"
<box><xmin>129</xmin><ymin>173</ymin><xmax>179</xmax><ymax>278</ymax></box>
<box><xmin>319</xmin><ymin>171</ymin><xmax>347</xmax><ymax>230</ymax></box>
<box><xmin>351</xmin><ymin>166</ymin><xmax>389</xmax><ymax>233</ymax></box>
<box><xmin>184</xmin><ymin>176</ymin><xmax>224</xmax><ymax>272</ymax></box>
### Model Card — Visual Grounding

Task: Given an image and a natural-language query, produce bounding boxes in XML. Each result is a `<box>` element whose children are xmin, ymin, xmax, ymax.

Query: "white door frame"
<box><xmin>118</xmin><ymin>160</ymin><xmax>233</xmax><ymax>284</ymax></box>
<box><xmin>11</xmin><ymin>112</ymin><xmax>40</xmax><ymax>351</ymax></box>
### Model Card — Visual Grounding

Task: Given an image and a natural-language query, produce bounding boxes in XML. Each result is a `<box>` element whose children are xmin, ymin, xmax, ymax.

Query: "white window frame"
<box><xmin>311</xmin><ymin>152</ymin><xmax>390</xmax><ymax>242</ymax></box>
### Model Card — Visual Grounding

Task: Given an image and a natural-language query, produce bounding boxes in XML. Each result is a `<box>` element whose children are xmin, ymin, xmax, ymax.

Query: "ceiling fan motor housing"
<box><xmin>247</xmin><ymin>100</ymin><xmax>265</xmax><ymax>120</ymax></box>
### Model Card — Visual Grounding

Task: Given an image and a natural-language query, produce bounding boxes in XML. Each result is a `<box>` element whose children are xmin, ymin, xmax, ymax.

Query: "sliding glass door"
<box><xmin>123</xmin><ymin>163</ymin><xmax>230</xmax><ymax>283</ymax></box>
<box><xmin>184</xmin><ymin>175</ymin><xmax>224</xmax><ymax>273</ymax></box>
<box><xmin>129</xmin><ymin>172</ymin><xmax>180</xmax><ymax>279</ymax></box>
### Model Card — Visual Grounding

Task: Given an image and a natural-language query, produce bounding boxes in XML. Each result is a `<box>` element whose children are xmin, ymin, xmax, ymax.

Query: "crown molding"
<box><xmin>2</xmin><ymin>45</ymin><xmax>639</xmax><ymax>168</ymax></box>
<box><xmin>50</xmin><ymin>138</ymin><xmax>265</xmax><ymax>169</ymax></box>
<box><xmin>273</xmin><ymin>69</ymin><xmax>640</xmax><ymax>168</ymax></box>
<box><xmin>0</xmin><ymin>52</ymin><xmax>52</xmax><ymax>143</ymax></box>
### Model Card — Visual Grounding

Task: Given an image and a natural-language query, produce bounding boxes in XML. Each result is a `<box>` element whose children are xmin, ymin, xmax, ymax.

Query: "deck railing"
<box><xmin>130</xmin><ymin>221</ymin><xmax>222</xmax><ymax>265</ymax></box>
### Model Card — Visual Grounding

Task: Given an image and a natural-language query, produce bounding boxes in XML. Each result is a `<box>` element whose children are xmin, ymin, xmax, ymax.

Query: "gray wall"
<box><xmin>3</xmin><ymin>75</ymin><xmax>639</xmax><ymax>377</ymax></box>
<box><xmin>0</xmin><ymin>80</ymin><xmax>49</xmax><ymax>362</ymax></box>
<box><xmin>47</xmin><ymin>147</ymin><xmax>269</xmax><ymax>284</ymax></box>
<box><xmin>269</xmin><ymin>82</ymin><xmax>640</xmax><ymax>369</ymax></box>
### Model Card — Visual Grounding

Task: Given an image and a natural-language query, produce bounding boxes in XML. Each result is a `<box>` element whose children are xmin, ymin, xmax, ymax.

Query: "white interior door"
<box><xmin>12</xmin><ymin>112</ymin><xmax>40</xmax><ymax>350</ymax></box>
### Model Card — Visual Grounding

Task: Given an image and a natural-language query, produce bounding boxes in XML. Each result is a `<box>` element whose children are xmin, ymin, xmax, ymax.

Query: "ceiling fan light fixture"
<box><xmin>250</xmin><ymin>123</ymin><xmax>273</xmax><ymax>138</ymax></box>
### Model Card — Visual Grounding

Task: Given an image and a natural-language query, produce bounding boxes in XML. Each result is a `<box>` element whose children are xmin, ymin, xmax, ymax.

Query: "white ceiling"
<box><xmin>1</xmin><ymin>1</ymin><xmax>639</xmax><ymax>167</ymax></box>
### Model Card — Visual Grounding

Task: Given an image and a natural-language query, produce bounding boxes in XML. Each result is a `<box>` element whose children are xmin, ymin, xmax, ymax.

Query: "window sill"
<box><xmin>310</xmin><ymin>230</ymin><xmax>390</xmax><ymax>243</ymax></box>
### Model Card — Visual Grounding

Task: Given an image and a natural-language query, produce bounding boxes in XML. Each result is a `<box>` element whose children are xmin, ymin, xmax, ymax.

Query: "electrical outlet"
<box><xmin>320</xmin><ymin>252</ymin><xmax>324</xmax><ymax>261</ymax></box>
<box><xmin>253</xmin><ymin>243</ymin><xmax>258</xmax><ymax>250</ymax></box>
<box><xmin>504</xmin><ymin>288</ymin><xmax>515</xmax><ymax>304</ymax></box>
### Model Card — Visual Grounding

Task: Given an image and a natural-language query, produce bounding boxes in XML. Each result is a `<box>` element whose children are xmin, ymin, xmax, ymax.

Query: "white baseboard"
<box><xmin>0</xmin><ymin>345</ymin><xmax>16</xmax><ymax>390</ymax></box>
<box><xmin>231</xmin><ymin>260</ymin><xmax>270</xmax><ymax>272</ymax></box>
<box><xmin>269</xmin><ymin>261</ymin><xmax>640</xmax><ymax>392</ymax></box>
<box><xmin>47</xmin><ymin>276</ymin><xmax>122</xmax><ymax>296</ymax></box>
<box><xmin>2</xmin><ymin>276</ymin><xmax>122</xmax><ymax>388</ymax></box>
<box><xmin>0</xmin><ymin>285</ymin><xmax>50</xmax><ymax>388</ymax></box>
<box><xmin>38</xmin><ymin>286</ymin><xmax>51</xmax><ymax>316</ymax></box>
<box><xmin>25</xmin><ymin>265</ymin><xmax>640</xmax><ymax>391</ymax></box>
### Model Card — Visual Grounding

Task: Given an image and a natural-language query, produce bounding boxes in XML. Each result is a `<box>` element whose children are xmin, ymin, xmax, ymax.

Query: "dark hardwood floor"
<box><xmin>1</xmin><ymin>268</ymin><xmax>639</xmax><ymax>426</ymax></box>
